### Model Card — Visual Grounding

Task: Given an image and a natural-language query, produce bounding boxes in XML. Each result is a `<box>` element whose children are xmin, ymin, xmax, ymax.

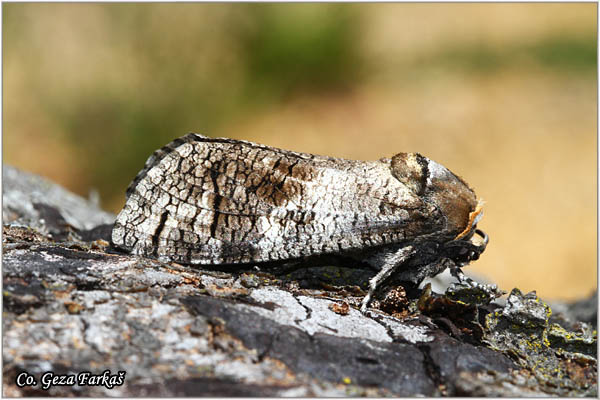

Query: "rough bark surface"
<box><xmin>2</xmin><ymin>166</ymin><xmax>597</xmax><ymax>397</ymax></box>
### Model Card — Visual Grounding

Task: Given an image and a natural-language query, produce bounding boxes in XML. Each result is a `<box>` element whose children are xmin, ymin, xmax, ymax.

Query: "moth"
<box><xmin>112</xmin><ymin>133</ymin><xmax>490</xmax><ymax>312</ymax></box>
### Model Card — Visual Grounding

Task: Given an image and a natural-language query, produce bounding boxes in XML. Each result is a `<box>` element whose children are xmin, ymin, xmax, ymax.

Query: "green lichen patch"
<box><xmin>484</xmin><ymin>288</ymin><xmax>597</xmax><ymax>396</ymax></box>
<box><xmin>445</xmin><ymin>282</ymin><xmax>505</xmax><ymax>305</ymax></box>
<box><xmin>547</xmin><ymin>323</ymin><xmax>597</xmax><ymax>358</ymax></box>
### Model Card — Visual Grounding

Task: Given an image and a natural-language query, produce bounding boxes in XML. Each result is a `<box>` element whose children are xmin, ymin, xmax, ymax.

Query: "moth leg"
<box><xmin>361</xmin><ymin>246</ymin><xmax>415</xmax><ymax>313</ymax></box>
<box><xmin>449</xmin><ymin>262</ymin><xmax>499</xmax><ymax>295</ymax></box>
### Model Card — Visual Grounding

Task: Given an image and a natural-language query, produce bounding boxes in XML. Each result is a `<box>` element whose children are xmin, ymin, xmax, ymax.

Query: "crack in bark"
<box><xmin>417</xmin><ymin>344</ymin><xmax>445</xmax><ymax>395</ymax></box>
<box><xmin>368</xmin><ymin>312</ymin><xmax>397</xmax><ymax>342</ymax></box>
<box><xmin>292</xmin><ymin>295</ymin><xmax>312</xmax><ymax>324</ymax></box>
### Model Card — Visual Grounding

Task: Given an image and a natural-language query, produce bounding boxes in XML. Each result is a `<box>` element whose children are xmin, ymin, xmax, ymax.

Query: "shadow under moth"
<box><xmin>112</xmin><ymin>133</ymin><xmax>491</xmax><ymax>312</ymax></box>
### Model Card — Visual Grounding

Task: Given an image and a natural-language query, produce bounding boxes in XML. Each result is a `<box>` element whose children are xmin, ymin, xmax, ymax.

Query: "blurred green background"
<box><xmin>3</xmin><ymin>3</ymin><xmax>597</xmax><ymax>300</ymax></box>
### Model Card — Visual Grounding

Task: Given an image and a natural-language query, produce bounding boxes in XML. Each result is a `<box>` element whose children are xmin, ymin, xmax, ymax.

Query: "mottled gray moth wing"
<box><xmin>112</xmin><ymin>133</ymin><xmax>448</xmax><ymax>264</ymax></box>
<box><xmin>125</xmin><ymin>134</ymin><xmax>209</xmax><ymax>197</ymax></box>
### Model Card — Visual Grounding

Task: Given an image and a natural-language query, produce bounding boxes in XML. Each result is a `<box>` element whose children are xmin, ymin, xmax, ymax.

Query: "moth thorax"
<box><xmin>390</xmin><ymin>152</ymin><xmax>427</xmax><ymax>195</ymax></box>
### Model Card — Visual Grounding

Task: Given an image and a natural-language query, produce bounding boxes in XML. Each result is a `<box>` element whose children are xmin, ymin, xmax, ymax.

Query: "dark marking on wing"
<box><xmin>152</xmin><ymin>211</ymin><xmax>169</xmax><ymax>257</ymax></box>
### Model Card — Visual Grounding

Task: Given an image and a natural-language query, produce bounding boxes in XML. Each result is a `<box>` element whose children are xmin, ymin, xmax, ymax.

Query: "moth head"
<box><xmin>390</xmin><ymin>152</ymin><xmax>481</xmax><ymax>238</ymax></box>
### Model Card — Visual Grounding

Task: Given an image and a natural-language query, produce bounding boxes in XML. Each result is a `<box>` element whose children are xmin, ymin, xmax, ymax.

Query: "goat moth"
<box><xmin>111</xmin><ymin>133</ymin><xmax>489</xmax><ymax>311</ymax></box>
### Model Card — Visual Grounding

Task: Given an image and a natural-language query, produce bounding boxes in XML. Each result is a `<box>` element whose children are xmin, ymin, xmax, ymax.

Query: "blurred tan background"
<box><xmin>3</xmin><ymin>3</ymin><xmax>596</xmax><ymax>300</ymax></box>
